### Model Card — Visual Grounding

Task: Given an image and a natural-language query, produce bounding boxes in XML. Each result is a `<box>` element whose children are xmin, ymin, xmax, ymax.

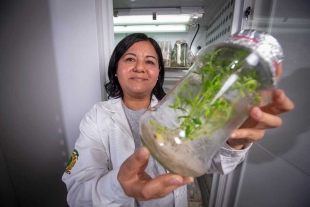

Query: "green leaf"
<box><xmin>193</xmin><ymin>118</ymin><xmax>202</xmax><ymax>125</ymax></box>
<box><xmin>186</xmin><ymin>126</ymin><xmax>191</xmax><ymax>138</ymax></box>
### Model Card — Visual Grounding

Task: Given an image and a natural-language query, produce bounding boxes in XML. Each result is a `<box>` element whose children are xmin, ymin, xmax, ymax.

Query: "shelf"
<box><xmin>165</xmin><ymin>66</ymin><xmax>189</xmax><ymax>71</ymax></box>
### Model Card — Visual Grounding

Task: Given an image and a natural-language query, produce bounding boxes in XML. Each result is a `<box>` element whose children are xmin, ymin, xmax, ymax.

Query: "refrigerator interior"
<box><xmin>114</xmin><ymin>1</ymin><xmax>310</xmax><ymax>207</ymax></box>
<box><xmin>114</xmin><ymin>0</ymin><xmax>235</xmax><ymax>91</ymax></box>
<box><xmin>113</xmin><ymin>0</ymin><xmax>240</xmax><ymax>206</ymax></box>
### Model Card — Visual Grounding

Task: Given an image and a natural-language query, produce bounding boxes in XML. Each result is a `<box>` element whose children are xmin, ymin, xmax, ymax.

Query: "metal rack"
<box><xmin>165</xmin><ymin>67</ymin><xmax>189</xmax><ymax>71</ymax></box>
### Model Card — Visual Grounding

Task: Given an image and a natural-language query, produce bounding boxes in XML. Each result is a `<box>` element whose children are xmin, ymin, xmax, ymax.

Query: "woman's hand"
<box><xmin>227</xmin><ymin>89</ymin><xmax>294</xmax><ymax>150</ymax></box>
<box><xmin>117</xmin><ymin>147</ymin><xmax>193</xmax><ymax>201</ymax></box>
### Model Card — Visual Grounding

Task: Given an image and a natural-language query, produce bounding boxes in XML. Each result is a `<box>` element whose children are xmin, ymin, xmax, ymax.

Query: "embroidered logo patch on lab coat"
<box><xmin>65</xmin><ymin>149</ymin><xmax>79</xmax><ymax>175</ymax></box>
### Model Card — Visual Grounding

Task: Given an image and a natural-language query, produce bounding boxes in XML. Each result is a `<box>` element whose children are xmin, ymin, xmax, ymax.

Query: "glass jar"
<box><xmin>140</xmin><ymin>30</ymin><xmax>284</xmax><ymax>177</ymax></box>
<box><xmin>162</xmin><ymin>41</ymin><xmax>172</xmax><ymax>67</ymax></box>
<box><xmin>171</xmin><ymin>40</ymin><xmax>189</xmax><ymax>67</ymax></box>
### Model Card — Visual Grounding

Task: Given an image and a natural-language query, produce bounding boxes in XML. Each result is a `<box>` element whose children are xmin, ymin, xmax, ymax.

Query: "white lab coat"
<box><xmin>62</xmin><ymin>97</ymin><xmax>250</xmax><ymax>207</ymax></box>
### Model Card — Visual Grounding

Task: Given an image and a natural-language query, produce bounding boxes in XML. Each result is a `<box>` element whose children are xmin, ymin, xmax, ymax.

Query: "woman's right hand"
<box><xmin>117</xmin><ymin>147</ymin><xmax>193</xmax><ymax>201</ymax></box>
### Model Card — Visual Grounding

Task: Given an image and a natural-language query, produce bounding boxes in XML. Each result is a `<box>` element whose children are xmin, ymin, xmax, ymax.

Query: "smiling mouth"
<box><xmin>130</xmin><ymin>77</ymin><xmax>147</xmax><ymax>81</ymax></box>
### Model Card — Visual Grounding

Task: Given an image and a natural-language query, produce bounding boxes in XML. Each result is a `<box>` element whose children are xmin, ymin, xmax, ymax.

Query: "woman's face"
<box><xmin>117</xmin><ymin>41</ymin><xmax>160</xmax><ymax>99</ymax></box>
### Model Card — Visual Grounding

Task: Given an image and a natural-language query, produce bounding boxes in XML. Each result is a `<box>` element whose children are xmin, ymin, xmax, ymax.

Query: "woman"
<box><xmin>62</xmin><ymin>33</ymin><xmax>294</xmax><ymax>207</ymax></box>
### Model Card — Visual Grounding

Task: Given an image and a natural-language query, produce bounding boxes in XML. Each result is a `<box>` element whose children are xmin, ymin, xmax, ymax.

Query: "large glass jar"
<box><xmin>170</xmin><ymin>40</ymin><xmax>195</xmax><ymax>67</ymax></box>
<box><xmin>140</xmin><ymin>30</ymin><xmax>284</xmax><ymax>177</ymax></box>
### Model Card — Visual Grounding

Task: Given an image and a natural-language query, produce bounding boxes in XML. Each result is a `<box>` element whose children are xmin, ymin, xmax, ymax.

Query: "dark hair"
<box><xmin>105</xmin><ymin>33</ymin><xmax>166</xmax><ymax>101</ymax></box>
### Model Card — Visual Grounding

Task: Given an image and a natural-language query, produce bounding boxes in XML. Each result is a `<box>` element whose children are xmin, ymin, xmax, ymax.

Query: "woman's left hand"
<box><xmin>227</xmin><ymin>89</ymin><xmax>294</xmax><ymax>150</ymax></box>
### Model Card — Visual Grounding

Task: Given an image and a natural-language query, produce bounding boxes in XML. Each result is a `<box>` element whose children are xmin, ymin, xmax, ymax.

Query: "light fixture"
<box><xmin>113</xmin><ymin>15</ymin><xmax>192</xmax><ymax>25</ymax></box>
<box><xmin>113</xmin><ymin>7</ymin><xmax>204</xmax><ymax>33</ymax></box>
<box><xmin>114</xmin><ymin>25</ymin><xmax>188</xmax><ymax>33</ymax></box>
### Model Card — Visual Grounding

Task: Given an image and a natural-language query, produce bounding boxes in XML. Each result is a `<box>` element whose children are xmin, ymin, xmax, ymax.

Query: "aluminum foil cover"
<box><xmin>225</xmin><ymin>29</ymin><xmax>284</xmax><ymax>84</ymax></box>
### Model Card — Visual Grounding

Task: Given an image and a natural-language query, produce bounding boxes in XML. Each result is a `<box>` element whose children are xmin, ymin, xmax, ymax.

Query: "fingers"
<box><xmin>261</xmin><ymin>89</ymin><xmax>294</xmax><ymax>115</ymax></box>
<box><xmin>232</xmin><ymin>128</ymin><xmax>265</xmax><ymax>141</ymax></box>
<box><xmin>137</xmin><ymin>175</ymin><xmax>193</xmax><ymax>200</ymax></box>
<box><xmin>250</xmin><ymin>107</ymin><xmax>282</xmax><ymax>129</ymax></box>
<box><xmin>230</xmin><ymin>106</ymin><xmax>282</xmax><ymax>148</ymax></box>
<box><xmin>228</xmin><ymin>89</ymin><xmax>294</xmax><ymax>150</ymax></box>
<box><xmin>240</xmin><ymin>106</ymin><xmax>282</xmax><ymax>129</ymax></box>
<box><xmin>227</xmin><ymin>137</ymin><xmax>253</xmax><ymax>149</ymax></box>
<box><xmin>118</xmin><ymin>147</ymin><xmax>194</xmax><ymax>201</ymax></box>
<box><xmin>119</xmin><ymin>147</ymin><xmax>150</xmax><ymax>180</ymax></box>
<box><xmin>234</xmin><ymin>107</ymin><xmax>282</xmax><ymax>138</ymax></box>
<box><xmin>229</xmin><ymin>127</ymin><xmax>265</xmax><ymax>150</ymax></box>
<box><xmin>183</xmin><ymin>176</ymin><xmax>194</xmax><ymax>184</ymax></box>
<box><xmin>118</xmin><ymin>147</ymin><xmax>152</xmax><ymax>198</ymax></box>
<box><xmin>275</xmin><ymin>89</ymin><xmax>294</xmax><ymax>111</ymax></box>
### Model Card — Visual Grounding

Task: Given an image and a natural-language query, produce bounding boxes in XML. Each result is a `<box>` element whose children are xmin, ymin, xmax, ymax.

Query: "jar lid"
<box><xmin>225</xmin><ymin>29</ymin><xmax>284</xmax><ymax>84</ymax></box>
<box><xmin>176</xmin><ymin>40</ymin><xmax>187</xmax><ymax>44</ymax></box>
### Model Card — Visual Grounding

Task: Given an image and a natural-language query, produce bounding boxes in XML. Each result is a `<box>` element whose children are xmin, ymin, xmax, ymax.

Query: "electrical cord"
<box><xmin>189</xmin><ymin>23</ymin><xmax>200</xmax><ymax>51</ymax></box>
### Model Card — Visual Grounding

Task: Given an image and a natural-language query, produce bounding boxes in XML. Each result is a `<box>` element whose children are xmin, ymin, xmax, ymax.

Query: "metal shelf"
<box><xmin>165</xmin><ymin>66</ymin><xmax>189</xmax><ymax>71</ymax></box>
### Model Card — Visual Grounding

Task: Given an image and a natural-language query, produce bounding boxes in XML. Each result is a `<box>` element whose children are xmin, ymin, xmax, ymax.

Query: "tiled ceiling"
<box><xmin>113</xmin><ymin>0</ymin><xmax>229</xmax><ymax>27</ymax></box>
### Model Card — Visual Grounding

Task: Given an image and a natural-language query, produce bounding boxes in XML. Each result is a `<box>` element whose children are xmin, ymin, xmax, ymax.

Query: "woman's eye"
<box><xmin>126</xmin><ymin>58</ymin><xmax>135</xmax><ymax>62</ymax></box>
<box><xmin>146</xmin><ymin>60</ymin><xmax>155</xmax><ymax>65</ymax></box>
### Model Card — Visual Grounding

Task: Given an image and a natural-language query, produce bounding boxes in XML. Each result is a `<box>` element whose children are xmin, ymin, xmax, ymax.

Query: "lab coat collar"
<box><xmin>99</xmin><ymin>96</ymin><xmax>159</xmax><ymax>139</ymax></box>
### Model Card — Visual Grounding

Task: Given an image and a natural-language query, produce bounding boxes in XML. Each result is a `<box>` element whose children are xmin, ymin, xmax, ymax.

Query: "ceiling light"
<box><xmin>113</xmin><ymin>7</ymin><xmax>204</xmax><ymax>26</ymax></box>
<box><xmin>113</xmin><ymin>14</ymin><xmax>192</xmax><ymax>25</ymax></box>
<box><xmin>114</xmin><ymin>25</ymin><xmax>188</xmax><ymax>33</ymax></box>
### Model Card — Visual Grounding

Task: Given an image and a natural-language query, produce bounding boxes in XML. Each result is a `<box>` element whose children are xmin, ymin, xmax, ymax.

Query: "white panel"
<box><xmin>49</xmin><ymin>0</ymin><xmax>103</xmax><ymax>153</ymax></box>
<box><xmin>95</xmin><ymin>0</ymin><xmax>115</xmax><ymax>87</ymax></box>
<box><xmin>206</xmin><ymin>0</ymin><xmax>235</xmax><ymax>44</ymax></box>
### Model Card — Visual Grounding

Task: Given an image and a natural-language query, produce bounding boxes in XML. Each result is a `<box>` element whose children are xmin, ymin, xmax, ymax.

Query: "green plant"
<box><xmin>153</xmin><ymin>47</ymin><xmax>261</xmax><ymax>141</ymax></box>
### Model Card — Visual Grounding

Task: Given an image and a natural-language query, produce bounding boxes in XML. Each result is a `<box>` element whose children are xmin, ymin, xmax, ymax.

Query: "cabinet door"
<box><xmin>233</xmin><ymin>0</ymin><xmax>310</xmax><ymax>207</ymax></box>
<box><xmin>241</xmin><ymin>0</ymin><xmax>275</xmax><ymax>33</ymax></box>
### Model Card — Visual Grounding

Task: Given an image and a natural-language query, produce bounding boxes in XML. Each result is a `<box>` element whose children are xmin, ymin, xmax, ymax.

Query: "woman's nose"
<box><xmin>133</xmin><ymin>60</ymin><xmax>145</xmax><ymax>72</ymax></box>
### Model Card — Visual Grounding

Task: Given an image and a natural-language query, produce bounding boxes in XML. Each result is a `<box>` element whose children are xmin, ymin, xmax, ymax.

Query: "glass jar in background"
<box><xmin>178</xmin><ymin>40</ymin><xmax>188</xmax><ymax>67</ymax></box>
<box><xmin>186</xmin><ymin>49</ymin><xmax>195</xmax><ymax>68</ymax></box>
<box><xmin>174</xmin><ymin>40</ymin><xmax>188</xmax><ymax>67</ymax></box>
<box><xmin>171</xmin><ymin>40</ymin><xmax>195</xmax><ymax>67</ymax></box>
<box><xmin>140</xmin><ymin>30</ymin><xmax>284</xmax><ymax>177</ymax></box>
<box><xmin>158</xmin><ymin>41</ymin><xmax>172</xmax><ymax>67</ymax></box>
<box><xmin>162</xmin><ymin>41</ymin><xmax>172</xmax><ymax>67</ymax></box>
